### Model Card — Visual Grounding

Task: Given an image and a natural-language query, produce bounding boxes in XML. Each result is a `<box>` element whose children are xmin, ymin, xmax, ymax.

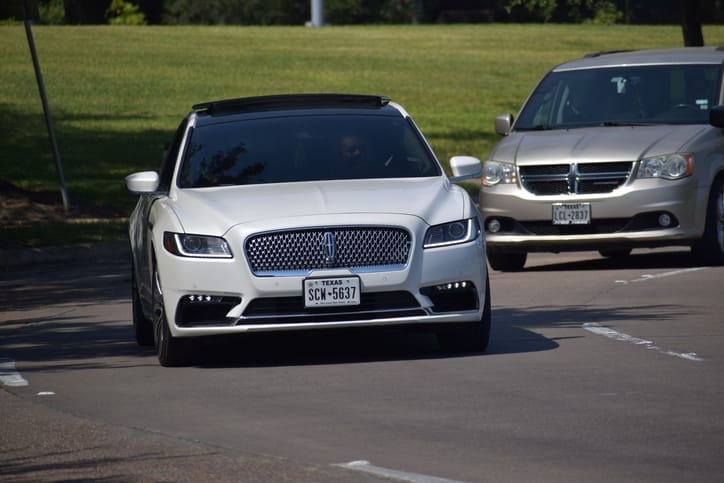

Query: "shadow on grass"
<box><xmin>0</xmin><ymin>102</ymin><xmax>172</xmax><ymax>216</ymax></box>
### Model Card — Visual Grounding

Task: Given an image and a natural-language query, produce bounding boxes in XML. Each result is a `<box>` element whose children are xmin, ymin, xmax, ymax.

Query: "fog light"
<box><xmin>658</xmin><ymin>213</ymin><xmax>672</xmax><ymax>227</ymax></box>
<box><xmin>435</xmin><ymin>281</ymin><xmax>469</xmax><ymax>291</ymax></box>
<box><xmin>188</xmin><ymin>294</ymin><xmax>216</xmax><ymax>303</ymax></box>
<box><xmin>487</xmin><ymin>219</ymin><xmax>501</xmax><ymax>233</ymax></box>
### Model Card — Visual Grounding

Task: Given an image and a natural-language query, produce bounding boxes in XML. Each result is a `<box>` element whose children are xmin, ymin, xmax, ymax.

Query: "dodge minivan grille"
<box><xmin>520</xmin><ymin>162</ymin><xmax>633</xmax><ymax>195</ymax></box>
<box><xmin>245</xmin><ymin>227</ymin><xmax>411</xmax><ymax>275</ymax></box>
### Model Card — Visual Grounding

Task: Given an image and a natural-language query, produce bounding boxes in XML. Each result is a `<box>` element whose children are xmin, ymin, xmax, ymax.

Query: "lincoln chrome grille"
<box><xmin>245</xmin><ymin>227</ymin><xmax>411</xmax><ymax>275</ymax></box>
<box><xmin>520</xmin><ymin>162</ymin><xmax>633</xmax><ymax>195</ymax></box>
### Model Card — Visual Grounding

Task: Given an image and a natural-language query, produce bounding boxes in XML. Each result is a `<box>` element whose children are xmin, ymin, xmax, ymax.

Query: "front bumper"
<box><xmin>480</xmin><ymin>177</ymin><xmax>709</xmax><ymax>252</ymax></box>
<box><xmin>155</xmin><ymin>222</ymin><xmax>488</xmax><ymax>338</ymax></box>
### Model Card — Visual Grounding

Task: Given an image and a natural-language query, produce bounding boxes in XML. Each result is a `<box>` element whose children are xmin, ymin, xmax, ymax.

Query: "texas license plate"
<box><xmin>304</xmin><ymin>276</ymin><xmax>361</xmax><ymax>308</ymax></box>
<box><xmin>552</xmin><ymin>203</ymin><xmax>591</xmax><ymax>225</ymax></box>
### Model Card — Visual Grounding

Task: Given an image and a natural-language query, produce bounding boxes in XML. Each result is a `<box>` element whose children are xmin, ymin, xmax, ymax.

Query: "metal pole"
<box><xmin>22</xmin><ymin>0</ymin><xmax>70</xmax><ymax>211</ymax></box>
<box><xmin>310</xmin><ymin>0</ymin><xmax>324</xmax><ymax>27</ymax></box>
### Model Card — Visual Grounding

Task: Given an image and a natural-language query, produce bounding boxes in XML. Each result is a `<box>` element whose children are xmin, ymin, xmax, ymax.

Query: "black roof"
<box><xmin>192</xmin><ymin>94</ymin><xmax>391</xmax><ymax>117</ymax></box>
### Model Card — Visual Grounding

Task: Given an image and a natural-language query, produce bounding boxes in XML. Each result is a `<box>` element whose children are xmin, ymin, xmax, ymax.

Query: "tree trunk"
<box><xmin>682</xmin><ymin>0</ymin><xmax>704</xmax><ymax>46</ymax></box>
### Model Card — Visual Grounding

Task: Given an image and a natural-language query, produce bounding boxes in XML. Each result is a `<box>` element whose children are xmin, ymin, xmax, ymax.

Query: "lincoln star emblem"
<box><xmin>323</xmin><ymin>232</ymin><xmax>336</xmax><ymax>265</ymax></box>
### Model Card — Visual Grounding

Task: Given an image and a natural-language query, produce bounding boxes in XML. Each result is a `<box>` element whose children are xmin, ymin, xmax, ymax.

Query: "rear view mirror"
<box><xmin>710</xmin><ymin>105</ymin><xmax>724</xmax><ymax>128</ymax></box>
<box><xmin>125</xmin><ymin>171</ymin><xmax>160</xmax><ymax>194</ymax></box>
<box><xmin>495</xmin><ymin>113</ymin><xmax>514</xmax><ymax>136</ymax></box>
<box><xmin>449</xmin><ymin>156</ymin><xmax>482</xmax><ymax>182</ymax></box>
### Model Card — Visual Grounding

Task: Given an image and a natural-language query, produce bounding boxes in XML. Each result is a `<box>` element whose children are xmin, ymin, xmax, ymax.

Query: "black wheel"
<box><xmin>152</xmin><ymin>265</ymin><xmax>193</xmax><ymax>367</ymax></box>
<box><xmin>437</xmin><ymin>275</ymin><xmax>492</xmax><ymax>353</ymax></box>
<box><xmin>598</xmin><ymin>248</ymin><xmax>632</xmax><ymax>258</ymax></box>
<box><xmin>487</xmin><ymin>248</ymin><xmax>526</xmax><ymax>272</ymax></box>
<box><xmin>131</xmin><ymin>268</ymin><xmax>155</xmax><ymax>347</ymax></box>
<box><xmin>692</xmin><ymin>177</ymin><xmax>724</xmax><ymax>266</ymax></box>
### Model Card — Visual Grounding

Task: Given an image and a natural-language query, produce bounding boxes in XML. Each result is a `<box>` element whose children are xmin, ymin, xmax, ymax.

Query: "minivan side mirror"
<box><xmin>710</xmin><ymin>105</ymin><xmax>724</xmax><ymax>128</ymax></box>
<box><xmin>495</xmin><ymin>113</ymin><xmax>514</xmax><ymax>136</ymax></box>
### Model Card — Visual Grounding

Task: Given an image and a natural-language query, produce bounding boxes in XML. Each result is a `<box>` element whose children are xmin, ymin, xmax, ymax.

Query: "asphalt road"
<box><xmin>1</xmin><ymin>247</ymin><xmax>723</xmax><ymax>482</ymax></box>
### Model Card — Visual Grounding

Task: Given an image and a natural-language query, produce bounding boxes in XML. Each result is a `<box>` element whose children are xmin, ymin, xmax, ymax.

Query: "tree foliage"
<box><xmin>504</xmin><ymin>0</ymin><xmax>622</xmax><ymax>24</ymax></box>
<box><xmin>106</xmin><ymin>0</ymin><xmax>147</xmax><ymax>25</ymax></box>
<box><xmin>9</xmin><ymin>0</ymin><xmax>723</xmax><ymax>40</ymax></box>
<box><xmin>161</xmin><ymin>0</ymin><xmax>308</xmax><ymax>25</ymax></box>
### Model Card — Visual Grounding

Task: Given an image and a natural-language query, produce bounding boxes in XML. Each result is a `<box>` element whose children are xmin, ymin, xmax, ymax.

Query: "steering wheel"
<box><xmin>672</xmin><ymin>103</ymin><xmax>700</xmax><ymax>112</ymax></box>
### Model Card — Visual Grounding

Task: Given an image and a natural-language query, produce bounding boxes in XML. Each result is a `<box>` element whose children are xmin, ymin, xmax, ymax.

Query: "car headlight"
<box><xmin>424</xmin><ymin>218</ymin><xmax>480</xmax><ymax>248</ymax></box>
<box><xmin>638</xmin><ymin>154</ymin><xmax>693</xmax><ymax>180</ymax></box>
<box><xmin>482</xmin><ymin>160</ymin><xmax>517</xmax><ymax>186</ymax></box>
<box><xmin>163</xmin><ymin>232</ymin><xmax>233</xmax><ymax>258</ymax></box>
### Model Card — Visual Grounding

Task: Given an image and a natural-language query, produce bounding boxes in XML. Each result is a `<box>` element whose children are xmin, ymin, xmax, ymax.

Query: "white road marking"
<box><xmin>0</xmin><ymin>358</ymin><xmax>29</xmax><ymax>387</ymax></box>
<box><xmin>335</xmin><ymin>460</ymin><xmax>467</xmax><ymax>483</ymax></box>
<box><xmin>583</xmin><ymin>323</ymin><xmax>704</xmax><ymax>361</ymax></box>
<box><xmin>615</xmin><ymin>267</ymin><xmax>709</xmax><ymax>284</ymax></box>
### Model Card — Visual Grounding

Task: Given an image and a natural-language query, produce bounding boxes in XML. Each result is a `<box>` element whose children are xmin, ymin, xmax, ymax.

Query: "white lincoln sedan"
<box><xmin>126</xmin><ymin>94</ymin><xmax>490</xmax><ymax>366</ymax></box>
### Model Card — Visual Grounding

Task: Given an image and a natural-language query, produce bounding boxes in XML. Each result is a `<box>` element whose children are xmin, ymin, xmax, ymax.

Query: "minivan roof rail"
<box><xmin>583</xmin><ymin>50</ymin><xmax>634</xmax><ymax>58</ymax></box>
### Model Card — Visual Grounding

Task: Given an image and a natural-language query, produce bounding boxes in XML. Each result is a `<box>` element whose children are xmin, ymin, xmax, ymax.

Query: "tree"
<box><xmin>63</xmin><ymin>0</ymin><xmax>111</xmax><ymax>23</ymax></box>
<box><xmin>504</xmin><ymin>0</ymin><xmax>622</xmax><ymax>24</ymax></box>
<box><xmin>681</xmin><ymin>0</ymin><xmax>704</xmax><ymax>46</ymax></box>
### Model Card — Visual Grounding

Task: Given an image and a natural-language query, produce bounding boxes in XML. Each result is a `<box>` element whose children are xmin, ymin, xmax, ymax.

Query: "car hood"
<box><xmin>169</xmin><ymin>177</ymin><xmax>467</xmax><ymax>235</ymax></box>
<box><xmin>492</xmin><ymin>124</ymin><xmax>708</xmax><ymax>164</ymax></box>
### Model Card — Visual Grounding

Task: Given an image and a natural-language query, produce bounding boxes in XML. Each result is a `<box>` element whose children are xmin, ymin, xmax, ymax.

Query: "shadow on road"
<box><xmin>4</xmin><ymin>252</ymin><xmax>695</xmax><ymax>370</ymax></box>
<box><xmin>521</xmin><ymin>248</ymin><xmax>705</xmax><ymax>272</ymax></box>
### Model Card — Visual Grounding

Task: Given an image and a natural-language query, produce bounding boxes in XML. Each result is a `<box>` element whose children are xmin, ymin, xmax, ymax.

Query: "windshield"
<box><xmin>515</xmin><ymin>64</ymin><xmax>722</xmax><ymax>130</ymax></box>
<box><xmin>178</xmin><ymin>114</ymin><xmax>440</xmax><ymax>188</ymax></box>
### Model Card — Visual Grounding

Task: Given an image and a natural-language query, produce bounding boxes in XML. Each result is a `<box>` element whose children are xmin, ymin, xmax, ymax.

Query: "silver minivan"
<box><xmin>480</xmin><ymin>47</ymin><xmax>724</xmax><ymax>271</ymax></box>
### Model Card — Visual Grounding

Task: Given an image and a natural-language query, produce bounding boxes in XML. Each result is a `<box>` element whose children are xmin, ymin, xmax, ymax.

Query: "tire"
<box><xmin>157</xmin><ymin>313</ymin><xmax>192</xmax><ymax>367</ymax></box>
<box><xmin>152</xmin><ymin>265</ymin><xmax>193</xmax><ymax>367</ymax></box>
<box><xmin>487</xmin><ymin>248</ymin><xmax>527</xmax><ymax>272</ymax></box>
<box><xmin>437</xmin><ymin>275</ymin><xmax>492</xmax><ymax>353</ymax></box>
<box><xmin>598</xmin><ymin>248</ymin><xmax>632</xmax><ymax>258</ymax></box>
<box><xmin>131</xmin><ymin>268</ymin><xmax>155</xmax><ymax>347</ymax></box>
<box><xmin>692</xmin><ymin>177</ymin><xmax>724</xmax><ymax>266</ymax></box>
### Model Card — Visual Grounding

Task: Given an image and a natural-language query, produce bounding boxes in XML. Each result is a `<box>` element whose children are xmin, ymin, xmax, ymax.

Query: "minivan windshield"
<box><xmin>515</xmin><ymin>64</ymin><xmax>722</xmax><ymax>130</ymax></box>
<box><xmin>178</xmin><ymin>114</ymin><xmax>440</xmax><ymax>188</ymax></box>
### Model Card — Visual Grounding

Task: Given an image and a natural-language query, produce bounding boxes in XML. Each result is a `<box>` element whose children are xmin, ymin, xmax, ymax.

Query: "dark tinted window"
<box><xmin>516</xmin><ymin>64</ymin><xmax>722</xmax><ymax>130</ymax></box>
<box><xmin>177</xmin><ymin>114</ymin><xmax>440</xmax><ymax>188</ymax></box>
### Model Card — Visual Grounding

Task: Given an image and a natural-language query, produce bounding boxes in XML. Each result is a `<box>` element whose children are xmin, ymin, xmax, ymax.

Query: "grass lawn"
<box><xmin>2</xmin><ymin>23</ymin><xmax>724</xmax><ymax>246</ymax></box>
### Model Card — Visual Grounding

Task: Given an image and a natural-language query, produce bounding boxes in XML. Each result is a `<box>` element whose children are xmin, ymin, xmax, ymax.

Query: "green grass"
<box><xmin>2</xmin><ymin>23</ymin><xmax>724</xmax><ymax>246</ymax></box>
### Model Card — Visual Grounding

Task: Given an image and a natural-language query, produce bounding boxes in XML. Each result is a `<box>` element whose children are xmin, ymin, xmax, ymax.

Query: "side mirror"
<box><xmin>125</xmin><ymin>171</ymin><xmax>160</xmax><ymax>194</ymax></box>
<box><xmin>449</xmin><ymin>156</ymin><xmax>482</xmax><ymax>182</ymax></box>
<box><xmin>494</xmin><ymin>113</ymin><xmax>514</xmax><ymax>136</ymax></box>
<box><xmin>710</xmin><ymin>105</ymin><xmax>724</xmax><ymax>128</ymax></box>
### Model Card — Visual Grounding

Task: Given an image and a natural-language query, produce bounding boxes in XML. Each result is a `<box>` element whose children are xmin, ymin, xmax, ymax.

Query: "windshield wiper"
<box><xmin>600</xmin><ymin>121</ymin><xmax>661</xmax><ymax>127</ymax></box>
<box><xmin>517</xmin><ymin>124</ymin><xmax>554</xmax><ymax>131</ymax></box>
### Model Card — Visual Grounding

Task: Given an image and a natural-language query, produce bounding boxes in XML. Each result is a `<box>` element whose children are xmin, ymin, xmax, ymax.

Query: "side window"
<box><xmin>529</xmin><ymin>87</ymin><xmax>555</xmax><ymax>126</ymax></box>
<box><xmin>516</xmin><ymin>73</ymin><xmax>562</xmax><ymax>128</ymax></box>
<box><xmin>158</xmin><ymin>118</ymin><xmax>188</xmax><ymax>192</ymax></box>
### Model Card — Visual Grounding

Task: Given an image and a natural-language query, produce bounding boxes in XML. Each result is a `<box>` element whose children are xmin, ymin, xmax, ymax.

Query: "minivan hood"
<box><xmin>169</xmin><ymin>177</ymin><xmax>465</xmax><ymax>236</ymax></box>
<box><xmin>492</xmin><ymin>125</ymin><xmax>708</xmax><ymax>165</ymax></box>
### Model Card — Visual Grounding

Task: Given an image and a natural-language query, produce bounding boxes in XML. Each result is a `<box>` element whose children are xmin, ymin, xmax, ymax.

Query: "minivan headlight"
<box><xmin>424</xmin><ymin>218</ymin><xmax>480</xmax><ymax>248</ymax></box>
<box><xmin>638</xmin><ymin>154</ymin><xmax>693</xmax><ymax>180</ymax></box>
<box><xmin>482</xmin><ymin>161</ymin><xmax>517</xmax><ymax>186</ymax></box>
<box><xmin>163</xmin><ymin>232</ymin><xmax>233</xmax><ymax>258</ymax></box>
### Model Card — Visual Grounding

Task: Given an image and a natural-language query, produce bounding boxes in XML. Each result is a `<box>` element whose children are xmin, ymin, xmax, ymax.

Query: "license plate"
<box><xmin>304</xmin><ymin>276</ymin><xmax>361</xmax><ymax>308</ymax></box>
<box><xmin>552</xmin><ymin>203</ymin><xmax>591</xmax><ymax>225</ymax></box>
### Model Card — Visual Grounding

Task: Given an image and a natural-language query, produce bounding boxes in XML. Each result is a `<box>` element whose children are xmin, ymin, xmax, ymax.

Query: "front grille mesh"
<box><xmin>520</xmin><ymin>162</ymin><xmax>633</xmax><ymax>195</ymax></box>
<box><xmin>245</xmin><ymin>227</ymin><xmax>411</xmax><ymax>275</ymax></box>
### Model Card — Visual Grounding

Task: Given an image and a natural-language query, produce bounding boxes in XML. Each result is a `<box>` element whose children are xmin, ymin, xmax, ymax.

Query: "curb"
<box><xmin>0</xmin><ymin>241</ymin><xmax>130</xmax><ymax>271</ymax></box>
